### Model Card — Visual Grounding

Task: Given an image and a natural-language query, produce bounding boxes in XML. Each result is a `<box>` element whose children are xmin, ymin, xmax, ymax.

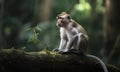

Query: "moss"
<box><xmin>0</xmin><ymin>49</ymin><xmax>120</xmax><ymax>72</ymax></box>
<box><xmin>0</xmin><ymin>49</ymin><xmax>95</xmax><ymax>63</ymax></box>
<box><xmin>107</xmin><ymin>64</ymin><xmax>120</xmax><ymax>72</ymax></box>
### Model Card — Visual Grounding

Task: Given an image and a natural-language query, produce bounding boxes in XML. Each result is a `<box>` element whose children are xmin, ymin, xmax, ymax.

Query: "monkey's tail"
<box><xmin>86</xmin><ymin>54</ymin><xmax>108</xmax><ymax>72</ymax></box>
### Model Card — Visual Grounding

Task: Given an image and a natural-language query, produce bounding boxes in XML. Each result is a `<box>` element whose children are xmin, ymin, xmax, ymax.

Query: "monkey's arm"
<box><xmin>53</xmin><ymin>39</ymin><xmax>66</xmax><ymax>52</ymax></box>
<box><xmin>58</xmin><ymin>39</ymin><xmax>67</xmax><ymax>51</ymax></box>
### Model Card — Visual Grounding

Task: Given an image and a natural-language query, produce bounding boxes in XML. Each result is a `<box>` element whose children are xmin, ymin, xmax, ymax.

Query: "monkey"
<box><xmin>53</xmin><ymin>12</ymin><xmax>108</xmax><ymax>72</ymax></box>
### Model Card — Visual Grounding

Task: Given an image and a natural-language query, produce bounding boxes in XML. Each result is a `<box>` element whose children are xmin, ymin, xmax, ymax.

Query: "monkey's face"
<box><xmin>56</xmin><ymin>12</ymin><xmax>71</xmax><ymax>27</ymax></box>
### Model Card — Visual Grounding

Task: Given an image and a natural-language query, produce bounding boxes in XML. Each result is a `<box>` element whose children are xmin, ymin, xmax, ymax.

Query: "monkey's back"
<box><xmin>72</xmin><ymin>20</ymin><xmax>88</xmax><ymax>40</ymax></box>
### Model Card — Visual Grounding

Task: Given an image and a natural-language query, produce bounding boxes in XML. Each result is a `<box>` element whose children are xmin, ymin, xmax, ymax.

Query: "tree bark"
<box><xmin>108</xmin><ymin>34</ymin><xmax>120</xmax><ymax>64</ymax></box>
<box><xmin>31</xmin><ymin>0</ymin><xmax>52</xmax><ymax>27</ymax></box>
<box><xmin>104</xmin><ymin>0</ymin><xmax>120</xmax><ymax>63</ymax></box>
<box><xmin>0</xmin><ymin>49</ymin><xmax>119</xmax><ymax>72</ymax></box>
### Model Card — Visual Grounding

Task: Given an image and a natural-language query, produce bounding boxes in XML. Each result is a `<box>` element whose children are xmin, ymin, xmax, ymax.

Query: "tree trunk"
<box><xmin>0</xmin><ymin>0</ymin><xmax>4</xmax><ymax>49</ymax></box>
<box><xmin>0</xmin><ymin>49</ymin><xmax>119</xmax><ymax>72</ymax></box>
<box><xmin>108</xmin><ymin>34</ymin><xmax>120</xmax><ymax>64</ymax></box>
<box><xmin>104</xmin><ymin>0</ymin><xmax>120</xmax><ymax>63</ymax></box>
<box><xmin>31</xmin><ymin>0</ymin><xmax>52</xmax><ymax>27</ymax></box>
<box><xmin>40</xmin><ymin>0</ymin><xmax>52</xmax><ymax>21</ymax></box>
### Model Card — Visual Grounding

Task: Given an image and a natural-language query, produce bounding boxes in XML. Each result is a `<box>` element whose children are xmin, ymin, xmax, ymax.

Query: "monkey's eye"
<box><xmin>58</xmin><ymin>17</ymin><xmax>62</xmax><ymax>19</ymax></box>
<box><xmin>57</xmin><ymin>16</ymin><xmax>63</xmax><ymax>19</ymax></box>
<box><xmin>67</xmin><ymin>16</ymin><xmax>71</xmax><ymax>19</ymax></box>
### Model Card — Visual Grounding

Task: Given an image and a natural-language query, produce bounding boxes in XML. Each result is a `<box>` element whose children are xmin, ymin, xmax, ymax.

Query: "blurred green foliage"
<box><xmin>2</xmin><ymin>0</ymin><xmax>105</xmax><ymax>56</ymax></box>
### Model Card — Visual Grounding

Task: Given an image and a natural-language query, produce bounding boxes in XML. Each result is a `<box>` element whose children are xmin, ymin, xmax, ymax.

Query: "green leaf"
<box><xmin>28</xmin><ymin>35</ymin><xmax>34</xmax><ymax>42</ymax></box>
<box><xmin>28</xmin><ymin>35</ymin><xmax>38</xmax><ymax>44</ymax></box>
<box><xmin>24</xmin><ymin>27</ymin><xmax>32</xmax><ymax>32</ymax></box>
<box><xmin>35</xmin><ymin>26</ymin><xmax>41</xmax><ymax>32</ymax></box>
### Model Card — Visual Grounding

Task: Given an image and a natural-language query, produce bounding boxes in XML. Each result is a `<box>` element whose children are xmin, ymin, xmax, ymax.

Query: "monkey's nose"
<box><xmin>58</xmin><ymin>24</ymin><xmax>62</xmax><ymax>27</ymax></box>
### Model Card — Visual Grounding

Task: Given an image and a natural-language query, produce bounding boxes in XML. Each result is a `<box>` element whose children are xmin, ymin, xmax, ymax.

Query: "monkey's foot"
<box><xmin>58</xmin><ymin>49</ymin><xmax>84</xmax><ymax>56</ymax></box>
<box><xmin>70</xmin><ymin>49</ymin><xmax>78</xmax><ymax>53</ymax></box>
<box><xmin>58</xmin><ymin>51</ymin><xmax>71</xmax><ymax>54</ymax></box>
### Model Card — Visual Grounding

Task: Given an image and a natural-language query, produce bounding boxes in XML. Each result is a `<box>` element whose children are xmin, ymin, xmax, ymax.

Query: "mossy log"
<box><xmin>0</xmin><ymin>49</ymin><xmax>119</xmax><ymax>72</ymax></box>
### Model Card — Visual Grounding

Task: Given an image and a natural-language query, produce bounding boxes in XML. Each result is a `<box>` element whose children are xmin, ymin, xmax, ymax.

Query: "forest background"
<box><xmin>0</xmin><ymin>0</ymin><xmax>120</xmax><ymax>67</ymax></box>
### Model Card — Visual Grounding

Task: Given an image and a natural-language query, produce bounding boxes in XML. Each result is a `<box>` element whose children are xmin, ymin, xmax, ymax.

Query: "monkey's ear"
<box><xmin>56</xmin><ymin>16</ymin><xmax>58</xmax><ymax>19</ymax></box>
<box><xmin>56</xmin><ymin>16</ymin><xmax>59</xmax><ymax>19</ymax></box>
<box><xmin>61</xmin><ymin>12</ymin><xmax>67</xmax><ymax>14</ymax></box>
<box><xmin>67</xmin><ymin>16</ymin><xmax>71</xmax><ymax>19</ymax></box>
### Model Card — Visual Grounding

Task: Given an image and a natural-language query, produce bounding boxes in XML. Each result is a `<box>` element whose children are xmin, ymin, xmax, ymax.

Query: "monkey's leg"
<box><xmin>62</xmin><ymin>35</ymin><xmax>78</xmax><ymax>53</ymax></box>
<box><xmin>64</xmin><ymin>33</ymin><xmax>83</xmax><ymax>53</ymax></box>
<box><xmin>76</xmin><ymin>33</ymin><xmax>87</xmax><ymax>53</ymax></box>
<box><xmin>76</xmin><ymin>34</ymin><xmax>82</xmax><ymax>50</ymax></box>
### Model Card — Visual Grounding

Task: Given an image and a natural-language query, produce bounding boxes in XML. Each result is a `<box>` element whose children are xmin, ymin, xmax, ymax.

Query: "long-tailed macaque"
<box><xmin>53</xmin><ymin>12</ymin><xmax>108</xmax><ymax>72</ymax></box>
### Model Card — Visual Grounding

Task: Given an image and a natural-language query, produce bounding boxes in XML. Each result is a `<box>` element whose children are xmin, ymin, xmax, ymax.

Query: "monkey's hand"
<box><xmin>52</xmin><ymin>48</ymin><xmax>59</xmax><ymax>52</ymax></box>
<box><xmin>53</xmin><ymin>48</ymin><xmax>66</xmax><ymax>52</ymax></box>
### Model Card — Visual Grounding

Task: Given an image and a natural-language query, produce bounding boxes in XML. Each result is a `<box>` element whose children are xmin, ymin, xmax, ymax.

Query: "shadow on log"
<box><xmin>0</xmin><ymin>49</ymin><xmax>119</xmax><ymax>72</ymax></box>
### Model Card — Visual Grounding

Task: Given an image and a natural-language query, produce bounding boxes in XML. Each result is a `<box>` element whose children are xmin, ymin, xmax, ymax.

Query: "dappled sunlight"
<box><xmin>75</xmin><ymin>0</ymin><xmax>91</xmax><ymax>12</ymax></box>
